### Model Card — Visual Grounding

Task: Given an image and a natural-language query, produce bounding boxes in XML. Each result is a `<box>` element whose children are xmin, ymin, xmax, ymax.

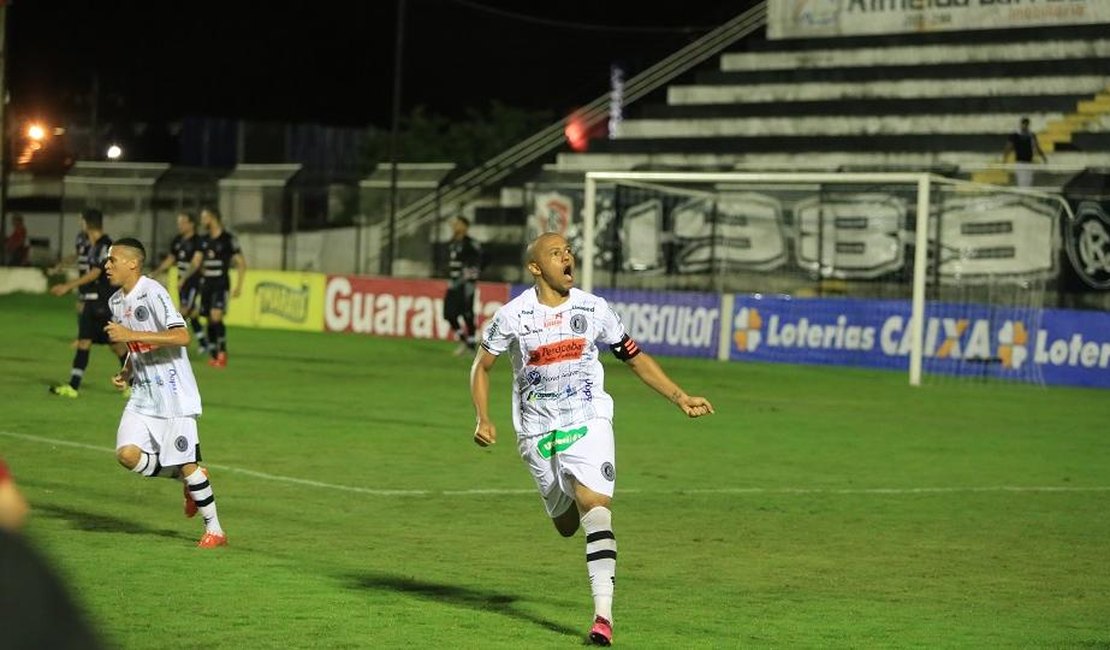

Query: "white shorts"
<box><xmin>116</xmin><ymin>410</ymin><xmax>201</xmax><ymax>467</ymax></box>
<box><xmin>517</xmin><ymin>418</ymin><xmax>616</xmax><ymax>518</ymax></box>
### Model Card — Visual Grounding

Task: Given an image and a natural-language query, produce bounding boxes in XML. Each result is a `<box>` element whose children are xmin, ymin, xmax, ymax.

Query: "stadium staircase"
<box><xmin>555</xmin><ymin>22</ymin><xmax>1110</xmax><ymax>177</ymax></box>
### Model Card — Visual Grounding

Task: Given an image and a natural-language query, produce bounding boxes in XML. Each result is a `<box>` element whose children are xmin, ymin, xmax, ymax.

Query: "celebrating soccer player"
<box><xmin>469</xmin><ymin>232</ymin><xmax>714</xmax><ymax>645</ymax></box>
<box><xmin>103</xmin><ymin>238</ymin><xmax>228</xmax><ymax>548</ymax></box>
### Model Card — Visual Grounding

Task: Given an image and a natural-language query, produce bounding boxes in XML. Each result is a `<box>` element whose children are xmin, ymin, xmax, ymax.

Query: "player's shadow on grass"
<box><xmin>346</xmin><ymin>572</ymin><xmax>580</xmax><ymax>638</ymax></box>
<box><xmin>35</xmin><ymin>503</ymin><xmax>192</xmax><ymax>541</ymax></box>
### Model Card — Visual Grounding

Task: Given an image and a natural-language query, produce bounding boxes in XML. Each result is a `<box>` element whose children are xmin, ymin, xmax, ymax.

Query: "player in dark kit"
<box><xmin>153</xmin><ymin>212</ymin><xmax>208</xmax><ymax>355</ymax></box>
<box><xmin>189</xmin><ymin>208</ymin><xmax>246</xmax><ymax>368</ymax></box>
<box><xmin>443</xmin><ymin>216</ymin><xmax>483</xmax><ymax>356</ymax></box>
<box><xmin>48</xmin><ymin>228</ymin><xmax>91</xmax><ymax>348</ymax></box>
<box><xmin>48</xmin><ymin>209</ymin><xmax>128</xmax><ymax>397</ymax></box>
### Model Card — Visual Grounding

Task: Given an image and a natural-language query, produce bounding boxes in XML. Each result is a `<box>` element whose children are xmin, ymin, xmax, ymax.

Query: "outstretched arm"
<box><xmin>470</xmin><ymin>348</ymin><xmax>500</xmax><ymax>446</ymax></box>
<box><xmin>49</xmin><ymin>266</ymin><xmax>102</xmax><ymax>297</ymax></box>
<box><xmin>151</xmin><ymin>253</ymin><xmax>175</xmax><ymax>277</ymax></box>
<box><xmin>625</xmin><ymin>351</ymin><xmax>714</xmax><ymax>418</ymax></box>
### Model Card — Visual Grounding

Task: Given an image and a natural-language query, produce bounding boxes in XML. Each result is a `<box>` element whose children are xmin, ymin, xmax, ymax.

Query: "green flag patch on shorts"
<box><xmin>536</xmin><ymin>425</ymin><xmax>588</xmax><ymax>459</ymax></box>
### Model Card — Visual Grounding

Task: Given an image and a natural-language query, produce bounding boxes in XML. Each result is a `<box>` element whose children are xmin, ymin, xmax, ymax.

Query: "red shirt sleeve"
<box><xmin>0</xmin><ymin>458</ymin><xmax>10</xmax><ymax>483</ymax></box>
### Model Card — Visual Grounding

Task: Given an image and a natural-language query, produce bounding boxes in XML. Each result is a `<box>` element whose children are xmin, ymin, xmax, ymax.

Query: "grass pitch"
<box><xmin>1</xmin><ymin>292</ymin><xmax>1108</xmax><ymax>648</ymax></box>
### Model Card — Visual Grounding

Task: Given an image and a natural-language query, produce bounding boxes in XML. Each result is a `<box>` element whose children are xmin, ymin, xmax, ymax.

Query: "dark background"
<box><xmin>7</xmin><ymin>0</ymin><xmax>756</xmax><ymax>128</ymax></box>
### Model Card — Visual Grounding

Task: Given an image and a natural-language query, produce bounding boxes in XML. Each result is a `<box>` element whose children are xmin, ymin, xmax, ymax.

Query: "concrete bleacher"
<box><xmin>554</xmin><ymin>22</ymin><xmax>1110</xmax><ymax>177</ymax></box>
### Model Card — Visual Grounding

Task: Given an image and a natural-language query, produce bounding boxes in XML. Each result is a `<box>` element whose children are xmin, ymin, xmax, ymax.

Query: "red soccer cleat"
<box><xmin>183</xmin><ymin>467</ymin><xmax>209</xmax><ymax>518</ymax></box>
<box><xmin>207</xmin><ymin>352</ymin><xmax>227</xmax><ymax>368</ymax></box>
<box><xmin>197</xmin><ymin>531</ymin><xmax>228</xmax><ymax>548</ymax></box>
<box><xmin>588</xmin><ymin>616</ymin><xmax>612</xmax><ymax>646</ymax></box>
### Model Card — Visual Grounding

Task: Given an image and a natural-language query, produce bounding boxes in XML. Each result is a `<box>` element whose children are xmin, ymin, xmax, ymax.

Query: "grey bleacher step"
<box><xmin>635</xmin><ymin>95</ymin><xmax>1086</xmax><ymax>119</ymax></box>
<box><xmin>668</xmin><ymin>76</ymin><xmax>1110</xmax><ymax>104</ymax></box>
<box><xmin>617</xmin><ymin>113</ymin><xmax>1064</xmax><ymax>138</ymax></box>
<box><xmin>697</xmin><ymin>58</ymin><xmax>1110</xmax><ymax>85</ymax></box>
<box><xmin>741</xmin><ymin>22</ymin><xmax>1110</xmax><ymax>52</ymax></box>
<box><xmin>719</xmin><ymin>39</ymin><xmax>1110</xmax><ymax>72</ymax></box>
<box><xmin>555</xmin><ymin>150</ymin><xmax>1110</xmax><ymax>172</ymax></box>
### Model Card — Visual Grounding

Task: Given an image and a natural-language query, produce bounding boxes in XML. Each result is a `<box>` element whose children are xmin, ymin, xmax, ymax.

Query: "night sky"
<box><xmin>8</xmin><ymin>0</ymin><xmax>755</xmax><ymax>129</ymax></box>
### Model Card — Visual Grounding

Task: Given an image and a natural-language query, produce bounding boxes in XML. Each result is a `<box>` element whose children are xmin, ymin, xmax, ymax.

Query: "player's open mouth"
<box><xmin>563</xmin><ymin>265</ymin><xmax>573</xmax><ymax>281</ymax></box>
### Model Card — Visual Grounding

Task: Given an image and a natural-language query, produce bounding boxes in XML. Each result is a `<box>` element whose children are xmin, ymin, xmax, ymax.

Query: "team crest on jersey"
<box><xmin>135</xmin><ymin>305</ymin><xmax>150</xmax><ymax>322</ymax></box>
<box><xmin>174</xmin><ymin>436</ymin><xmax>188</xmax><ymax>452</ymax></box>
<box><xmin>601</xmin><ymin>462</ymin><xmax>615</xmax><ymax>481</ymax></box>
<box><xmin>570</xmin><ymin>314</ymin><xmax>588</xmax><ymax>334</ymax></box>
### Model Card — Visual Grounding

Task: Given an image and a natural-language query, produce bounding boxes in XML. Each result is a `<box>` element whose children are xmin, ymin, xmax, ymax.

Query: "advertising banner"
<box><xmin>167</xmin><ymin>268</ymin><xmax>326</xmax><ymax>332</ymax></box>
<box><xmin>731</xmin><ymin>295</ymin><xmax>1110</xmax><ymax>388</ymax></box>
<box><xmin>325</xmin><ymin>275</ymin><xmax>510</xmax><ymax>339</ymax></box>
<box><xmin>769</xmin><ymin>0</ymin><xmax>1110</xmax><ymax>40</ymax></box>
<box><xmin>223</xmin><ymin>270</ymin><xmax>326</xmax><ymax>332</ymax></box>
<box><xmin>596</xmin><ymin>287</ymin><xmax>721</xmax><ymax>359</ymax></box>
<box><xmin>508</xmin><ymin>284</ymin><xmax>721</xmax><ymax>358</ymax></box>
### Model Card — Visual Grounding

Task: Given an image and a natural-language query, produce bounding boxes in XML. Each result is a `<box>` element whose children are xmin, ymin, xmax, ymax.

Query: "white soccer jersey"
<box><xmin>109</xmin><ymin>276</ymin><xmax>202</xmax><ymax>418</ymax></box>
<box><xmin>483</xmin><ymin>287</ymin><xmax>630</xmax><ymax>437</ymax></box>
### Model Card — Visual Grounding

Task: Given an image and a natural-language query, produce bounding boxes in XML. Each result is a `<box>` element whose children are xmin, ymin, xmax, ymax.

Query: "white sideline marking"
<box><xmin>4</xmin><ymin>430</ymin><xmax>1109</xmax><ymax>498</ymax></box>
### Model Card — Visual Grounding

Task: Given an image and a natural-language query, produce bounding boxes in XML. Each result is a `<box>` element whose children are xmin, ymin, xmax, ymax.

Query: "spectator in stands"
<box><xmin>1002</xmin><ymin>117</ymin><xmax>1048</xmax><ymax>188</ymax></box>
<box><xmin>4</xmin><ymin>214</ymin><xmax>29</xmax><ymax>266</ymax></box>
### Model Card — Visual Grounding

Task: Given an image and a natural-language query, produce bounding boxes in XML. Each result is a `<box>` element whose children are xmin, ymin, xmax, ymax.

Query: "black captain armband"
<box><xmin>610</xmin><ymin>334</ymin><xmax>642</xmax><ymax>361</ymax></box>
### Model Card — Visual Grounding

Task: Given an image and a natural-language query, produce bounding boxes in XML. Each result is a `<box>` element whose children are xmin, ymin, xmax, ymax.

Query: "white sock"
<box><xmin>185</xmin><ymin>468</ymin><xmax>224</xmax><ymax>535</ymax></box>
<box><xmin>581</xmin><ymin>506</ymin><xmax>616</xmax><ymax>622</ymax></box>
<box><xmin>129</xmin><ymin>451</ymin><xmax>159</xmax><ymax>477</ymax></box>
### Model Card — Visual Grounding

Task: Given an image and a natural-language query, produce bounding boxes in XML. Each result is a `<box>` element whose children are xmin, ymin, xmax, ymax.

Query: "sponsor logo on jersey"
<box><xmin>570</xmin><ymin>313</ymin><xmax>588</xmax><ymax>334</ymax></box>
<box><xmin>528</xmin><ymin>339</ymin><xmax>587</xmax><ymax>366</ymax></box>
<box><xmin>135</xmin><ymin>305</ymin><xmax>150</xmax><ymax>322</ymax></box>
<box><xmin>535</xmin><ymin>426</ymin><xmax>587</xmax><ymax>459</ymax></box>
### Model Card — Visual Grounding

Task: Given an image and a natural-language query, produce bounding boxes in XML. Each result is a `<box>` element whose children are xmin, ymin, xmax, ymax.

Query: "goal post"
<box><xmin>580</xmin><ymin>170</ymin><xmax>1067</xmax><ymax>387</ymax></box>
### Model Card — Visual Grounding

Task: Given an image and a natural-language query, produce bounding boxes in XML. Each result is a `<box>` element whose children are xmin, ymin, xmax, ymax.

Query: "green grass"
<box><xmin>2</xmin><ymin>291</ymin><xmax>1109</xmax><ymax>648</ymax></box>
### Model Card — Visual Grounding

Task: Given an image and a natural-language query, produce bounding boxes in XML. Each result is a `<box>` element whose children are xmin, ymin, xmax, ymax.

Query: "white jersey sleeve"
<box><xmin>482</xmin><ymin>307</ymin><xmax>515</xmax><ymax>356</ymax></box>
<box><xmin>595</xmin><ymin>297</ymin><xmax>628</xmax><ymax>347</ymax></box>
<box><xmin>152</xmin><ymin>282</ymin><xmax>187</xmax><ymax>330</ymax></box>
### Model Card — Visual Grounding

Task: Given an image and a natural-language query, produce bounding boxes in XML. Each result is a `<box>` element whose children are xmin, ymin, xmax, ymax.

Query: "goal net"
<box><xmin>567</xmin><ymin>171</ymin><xmax>1069</xmax><ymax>386</ymax></box>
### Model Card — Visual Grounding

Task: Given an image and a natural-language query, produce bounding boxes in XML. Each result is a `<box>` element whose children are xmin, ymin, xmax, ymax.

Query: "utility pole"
<box><xmin>383</xmin><ymin>0</ymin><xmax>406</xmax><ymax>276</ymax></box>
<box><xmin>0</xmin><ymin>0</ymin><xmax>9</xmax><ymax>249</ymax></box>
<box><xmin>89</xmin><ymin>71</ymin><xmax>99</xmax><ymax>159</ymax></box>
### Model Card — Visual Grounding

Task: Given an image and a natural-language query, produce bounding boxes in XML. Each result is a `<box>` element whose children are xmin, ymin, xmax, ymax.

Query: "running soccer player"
<box><xmin>469</xmin><ymin>232</ymin><xmax>714</xmax><ymax>646</ymax></box>
<box><xmin>189</xmin><ymin>207</ymin><xmax>245</xmax><ymax>368</ymax></box>
<box><xmin>49</xmin><ymin>209</ymin><xmax>128</xmax><ymax>397</ymax></box>
<box><xmin>152</xmin><ymin>211</ymin><xmax>208</xmax><ymax>354</ymax></box>
<box><xmin>48</xmin><ymin>227</ymin><xmax>90</xmax><ymax>348</ymax></box>
<box><xmin>103</xmin><ymin>237</ymin><xmax>227</xmax><ymax>548</ymax></box>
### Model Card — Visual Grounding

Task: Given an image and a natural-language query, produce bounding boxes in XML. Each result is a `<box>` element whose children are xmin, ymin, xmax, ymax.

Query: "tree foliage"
<box><xmin>362</xmin><ymin>101</ymin><xmax>553</xmax><ymax>172</ymax></box>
